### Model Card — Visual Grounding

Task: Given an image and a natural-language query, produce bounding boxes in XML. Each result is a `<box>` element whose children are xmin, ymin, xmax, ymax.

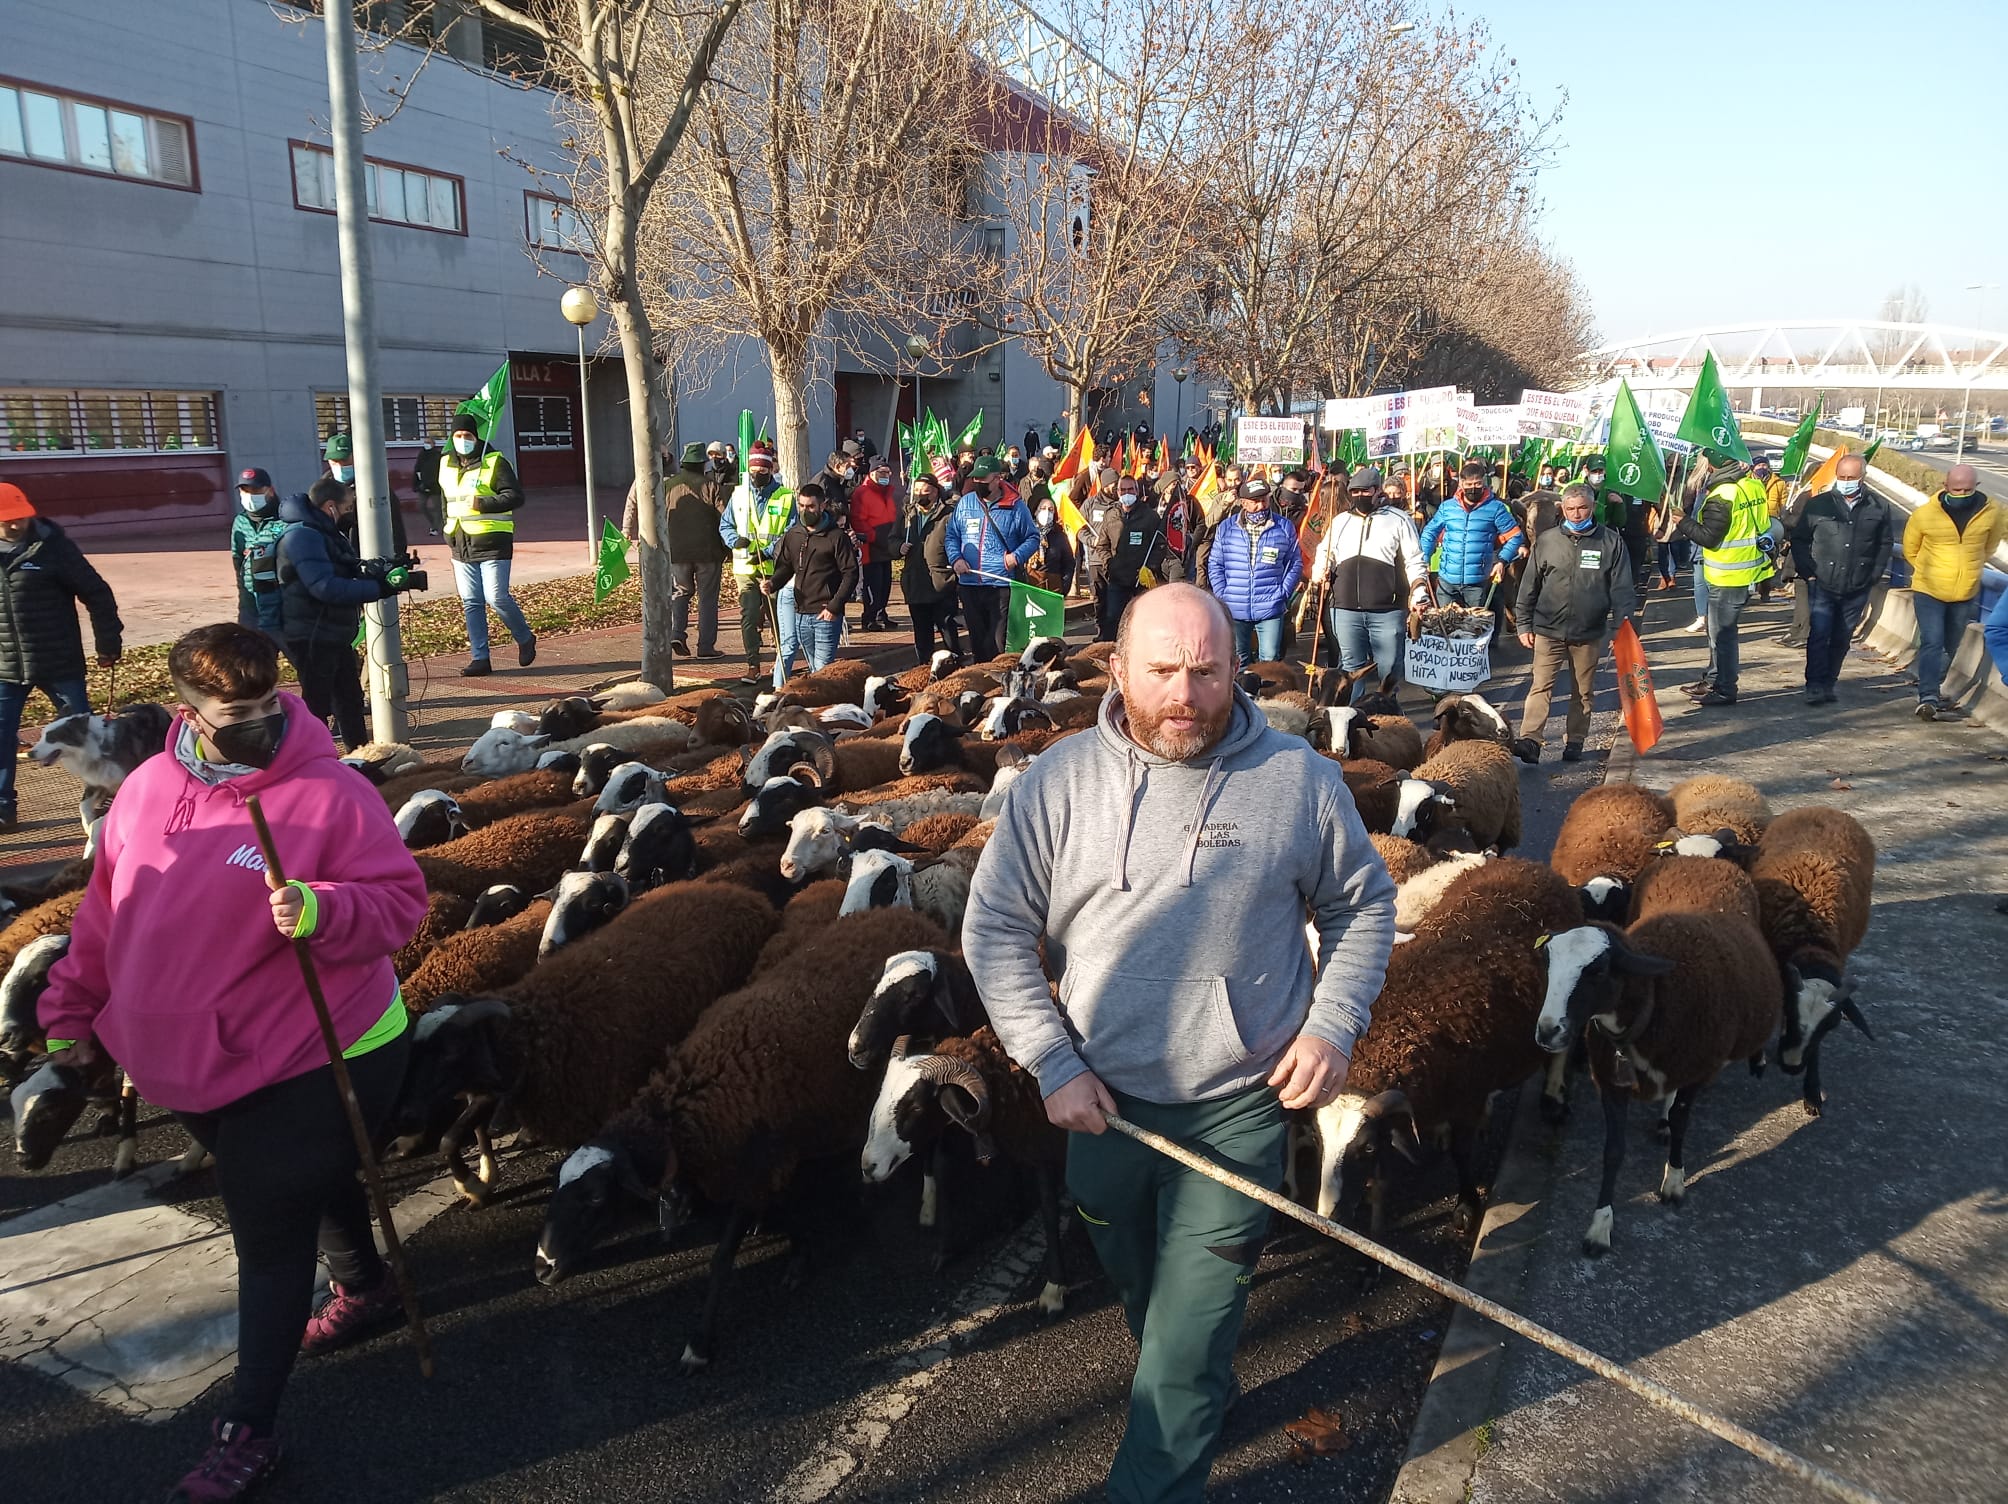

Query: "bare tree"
<box><xmin>1176</xmin><ymin>0</ymin><xmax>1553</xmax><ymax>415</ymax></box>
<box><xmin>966</xmin><ymin>0</ymin><xmax>1226</xmax><ymax>441</ymax></box>
<box><xmin>1872</xmin><ymin>282</ymin><xmax>1930</xmax><ymax>365</ymax></box>
<box><xmin>451</xmin><ymin>0</ymin><xmax>747</xmax><ymax>689</ymax></box>
<box><xmin>634</xmin><ymin>0</ymin><xmax>986</xmax><ymax>487</ymax></box>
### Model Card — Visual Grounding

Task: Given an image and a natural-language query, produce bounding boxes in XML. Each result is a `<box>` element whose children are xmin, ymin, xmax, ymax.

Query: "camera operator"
<box><xmin>277</xmin><ymin>479</ymin><xmax>418</xmax><ymax>751</ymax></box>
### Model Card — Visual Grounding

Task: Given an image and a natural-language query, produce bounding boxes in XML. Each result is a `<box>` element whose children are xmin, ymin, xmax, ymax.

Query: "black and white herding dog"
<box><xmin>28</xmin><ymin>702</ymin><xmax>174</xmax><ymax>833</ymax></box>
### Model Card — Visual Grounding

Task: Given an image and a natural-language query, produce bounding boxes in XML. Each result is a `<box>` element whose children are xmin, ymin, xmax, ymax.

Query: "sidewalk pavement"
<box><xmin>1394</xmin><ymin>588</ymin><xmax>2008</xmax><ymax>1504</ymax></box>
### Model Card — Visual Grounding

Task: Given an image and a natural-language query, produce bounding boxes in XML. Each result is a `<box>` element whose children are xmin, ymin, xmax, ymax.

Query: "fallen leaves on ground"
<box><xmin>1285</xmin><ymin>1405</ymin><xmax>1350</xmax><ymax>1460</ymax></box>
<box><xmin>1828</xmin><ymin>778</ymin><xmax>1853</xmax><ymax>791</ymax></box>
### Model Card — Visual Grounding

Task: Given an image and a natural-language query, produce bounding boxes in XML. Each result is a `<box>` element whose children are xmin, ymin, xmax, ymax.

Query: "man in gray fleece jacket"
<box><xmin>963</xmin><ymin>583</ymin><xmax>1396</xmax><ymax>1504</ymax></box>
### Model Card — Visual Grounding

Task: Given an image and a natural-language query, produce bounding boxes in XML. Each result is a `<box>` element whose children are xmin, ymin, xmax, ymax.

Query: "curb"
<box><xmin>1388</xmin><ymin>713</ymin><xmax>1636</xmax><ymax>1504</ymax></box>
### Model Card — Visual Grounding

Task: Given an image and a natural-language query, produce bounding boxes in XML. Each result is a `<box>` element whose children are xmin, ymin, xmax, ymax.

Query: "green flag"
<box><xmin>1518</xmin><ymin>436</ymin><xmax>1547</xmax><ymax>483</ymax></box>
<box><xmin>462</xmin><ymin>360</ymin><xmax>510</xmax><ymax>443</ymax></box>
<box><xmin>1778</xmin><ymin>398</ymin><xmax>1823</xmax><ymax>478</ymax></box>
<box><xmin>1337</xmin><ymin>429</ymin><xmax>1368</xmax><ymax>471</ymax></box>
<box><xmin>1675</xmin><ymin>351</ymin><xmax>1749</xmax><ymax>461</ymax></box>
<box><xmin>1607</xmin><ymin>380</ymin><xmax>1668</xmax><ymax>502</ymax></box>
<box><xmin>1006</xmin><ymin>579</ymin><xmax>1065</xmax><ymax>654</ymax></box>
<box><xmin>955</xmin><ymin>412</ymin><xmax>985</xmax><ymax>451</ymax></box>
<box><xmin>594</xmin><ymin>519</ymin><xmax>631</xmax><ymax>602</ymax></box>
<box><xmin>1861</xmin><ymin>438</ymin><xmax>1882</xmax><ymax>465</ymax></box>
<box><xmin>737</xmin><ymin>410</ymin><xmax>756</xmax><ymax>478</ymax></box>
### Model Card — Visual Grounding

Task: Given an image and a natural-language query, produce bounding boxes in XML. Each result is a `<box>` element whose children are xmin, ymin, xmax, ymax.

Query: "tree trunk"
<box><xmin>607</xmin><ymin>272</ymin><xmax>675</xmax><ymax>690</ymax></box>
<box><xmin>768</xmin><ymin>341</ymin><xmax>813</xmax><ymax>492</ymax></box>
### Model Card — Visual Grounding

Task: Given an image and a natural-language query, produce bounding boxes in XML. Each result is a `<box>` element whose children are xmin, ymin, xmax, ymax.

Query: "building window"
<box><xmin>0</xmin><ymin>78</ymin><xmax>196</xmax><ymax>189</ymax></box>
<box><xmin>513</xmin><ymin>395</ymin><xmax>573</xmax><ymax>450</ymax></box>
<box><xmin>290</xmin><ymin>141</ymin><xmax>464</xmax><ymax>234</ymax></box>
<box><xmin>1</xmin><ymin>389</ymin><xmax>220</xmax><ymax>456</ymax></box>
<box><xmin>526</xmin><ymin>191</ymin><xmax>590</xmax><ymax>255</ymax></box>
<box><xmin>315</xmin><ymin>392</ymin><xmax>465</xmax><ymax>445</ymax></box>
<box><xmin>981</xmin><ymin>226</ymin><xmax>1005</xmax><ymax>262</ymax></box>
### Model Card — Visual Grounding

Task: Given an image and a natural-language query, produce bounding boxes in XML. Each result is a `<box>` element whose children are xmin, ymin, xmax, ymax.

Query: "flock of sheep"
<box><xmin>0</xmin><ymin>636</ymin><xmax>1877</xmax><ymax>1371</ymax></box>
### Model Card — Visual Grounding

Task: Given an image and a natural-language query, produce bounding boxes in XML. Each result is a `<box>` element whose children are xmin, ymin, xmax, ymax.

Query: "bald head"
<box><xmin>1836</xmin><ymin>455</ymin><xmax>1865</xmax><ymax>481</ymax></box>
<box><xmin>1947</xmin><ymin>464</ymin><xmax>1978</xmax><ymax>493</ymax></box>
<box><xmin>1112</xmin><ymin>584</ymin><xmax>1238</xmax><ymax>761</ymax></box>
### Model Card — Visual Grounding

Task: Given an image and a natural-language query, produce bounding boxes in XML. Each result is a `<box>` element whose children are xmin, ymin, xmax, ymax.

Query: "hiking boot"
<box><xmin>1562</xmin><ymin>741</ymin><xmax>1583</xmax><ymax>762</ymax></box>
<box><xmin>167</xmin><ymin>1419</ymin><xmax>282</xmax><ymax>1503</ymax></box>
<box><xmin>696</xmin><ymin>647</ymin><xmax>724</xmax><ymax>660</ymax></box>
<box><xmin>1822</xmin><ymin>688</ymin><xmax>1839</xmax><ymax>704</ymax></box>
<box><xmin>1511</xmin><ymin>737</ymin><xmax>1540</xmax><ymax>765</ymax></box>
<box><xmin>301</xmin><ymin>1266</ymin><xmax>401</xmax><ymax>1355</ymax></box>
<box><xmin>740</xmin><ymin>664</ymin><xmax>764</xmax><ymax>685</ymax></box>
<box><xmin>1805</xmin><ymin>688</ymin><xmax>1827</xmax><ymax>705</ymax></box>
<box><xmin>1693</xmin><ymin>689</ymin><xmax>1737</xmax><ymax>707</ymax></box>
<box><xmin>460</xmin><ymin>658</ymin><xmax>492</xmax><ymax>678</ymax></box>
<box><xmin>1914</xmin><ymin>700</ymin><xmax>1938</xmax><ymax>722</ymax></box>
<box><xmin>518</xmin><ymin>635</ymin><xmax>538</xmax><ymax>668</ymax></box>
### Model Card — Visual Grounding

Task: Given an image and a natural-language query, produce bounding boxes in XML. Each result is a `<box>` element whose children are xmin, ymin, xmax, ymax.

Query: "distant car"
<box><xmin>1900</xmin><ymin>436</ymin><xmax>1928</xmax><ymax>451</ymax></box>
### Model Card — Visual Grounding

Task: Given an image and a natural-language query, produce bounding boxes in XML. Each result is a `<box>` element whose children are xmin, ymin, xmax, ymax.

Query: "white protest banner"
<box><xmin>1235</xmin><ymin>415</ymin><xmax>1306</xmax><ymax>465</ymax></box>
<box><xmin>1589</xmin><ymin>407</ymin><xmax>1693</xmax><ymax>456</ymax></box>
<box><xmin>1322</xmin><ymin>396</ymin><xmax>1373</xmax><ymax>431</ymax></box>
<box><xmin>1404</xmin><ymin>622</ymin><xmax>1494</xmax><ymax>695</ymax></box>
<box><xmin>1364</xmin><ymin>385</ymin><xmax>1458</xmax><ymax>459</ymax></box>
<box><xmin>1518</xmin><ymin>388</ymin><xmax>1590</xmax><ymax>440</ymax></box>
<box><xmin>1472</xmin><ymin>405</ymin><xmax>1522</xmax><ymax>446</ymax></box>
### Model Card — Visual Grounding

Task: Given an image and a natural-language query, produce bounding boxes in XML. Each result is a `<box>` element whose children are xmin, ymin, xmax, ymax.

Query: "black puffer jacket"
<box><xmin>1789</xmin><ymin>488</ymin><xmax>1895</xmax><ymax>596</ymax></box>
<box><xmin>278</xmin><ymin>493</ymin><xmax>387</xmax><ymax>647</ymax></box>
<box><xmin>0</xmin><ymin>519</ymin><xmax>122</xmax><ymax>685</ymax></box>
<box><xmin>900</xmin><ymin>502</ymin><xmax>957</xmax><ymax>606</ymax></box>
<box><xmin>664</xmin><ymin>461</ymin><xmax>730</xmax><ymax>564</ymax></box>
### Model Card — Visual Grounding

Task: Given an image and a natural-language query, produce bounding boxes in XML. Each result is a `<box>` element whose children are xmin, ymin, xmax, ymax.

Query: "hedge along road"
<box><xmin>0</xmin><ymin>625</ymin><xmax>1625</xmax><ymax>1504</ymax></box>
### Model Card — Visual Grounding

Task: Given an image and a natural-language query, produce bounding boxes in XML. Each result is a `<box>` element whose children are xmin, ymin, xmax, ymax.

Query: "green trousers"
<box><xmin>1067</xmin><ymin>1084</ymin><xmax>1286</xmax><ymax>1504</ymax></box>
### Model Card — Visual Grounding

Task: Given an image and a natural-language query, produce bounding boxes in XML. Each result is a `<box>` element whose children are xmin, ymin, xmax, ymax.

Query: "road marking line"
<box><xmin>0</xmin><ymin>1159</ymin><xmax>462</xmax><ymax>1421</ymax></box>
<box><xmin>772</xmin><ymin>1214</ymin><xmax>1052</xmax><ymax>1503</ymax></box>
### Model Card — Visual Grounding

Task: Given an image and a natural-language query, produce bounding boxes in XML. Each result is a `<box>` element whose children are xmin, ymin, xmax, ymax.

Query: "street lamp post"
<box><xmin>1172</xmin><ymin>366</ymin><xmax>1188</xmax><ymax>450</ymax></box>
<box><xmin>1962</xmin><ymin>283</ymin><xmax>1999</xmax><ymax>458</ymax></box>
<box><xmin>904</xmin><ymin>334</ymin><xmax>929</xmax><ymax>471</ymax></box>
<box><xmin>562</xmin><ymin>285</ymin><xmax>601</xmax><ymax>565</ymax></box>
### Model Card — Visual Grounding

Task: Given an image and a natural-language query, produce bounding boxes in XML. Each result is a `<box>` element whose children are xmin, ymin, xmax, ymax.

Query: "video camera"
<box><xmin>361</xmin><ymin>550</ymin><xmax>429</xmax><ymax>594</ymax></box>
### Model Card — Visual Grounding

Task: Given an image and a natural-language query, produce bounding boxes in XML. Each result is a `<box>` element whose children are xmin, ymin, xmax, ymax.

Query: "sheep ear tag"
<box><xmin>1533</xmin><ymin>933</ymin><xmax>1549</xmax><ymax>951</ymax></box>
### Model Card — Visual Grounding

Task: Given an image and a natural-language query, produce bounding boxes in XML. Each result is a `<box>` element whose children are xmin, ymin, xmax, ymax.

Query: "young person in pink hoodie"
<box><xmin>36</xmin><ymin>622</ymin><xmax>428</xmax><ymax>1503</ymax></box>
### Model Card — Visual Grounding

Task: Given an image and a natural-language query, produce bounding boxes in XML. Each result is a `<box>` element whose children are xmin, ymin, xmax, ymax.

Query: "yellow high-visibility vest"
<box><xmin>1702</xmin><ymin>475</ymin><xmax>1775</xmax><ymax>589</ymax></box>
<box><xmin>441</xmin><ymin>452</ymin><xmax>513</xmax><ymax>537</ymax></box>
<box><xmin>728</xmin><ymin>481</ymin><xmax>796</xmax><ymax>579</ymax></box>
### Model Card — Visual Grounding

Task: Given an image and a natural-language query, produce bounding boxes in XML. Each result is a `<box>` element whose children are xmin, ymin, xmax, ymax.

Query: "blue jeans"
<box><xmin>1913</xmin><ymin>592</ymin><xmax>1978</xmax><ymax>706</ymax></box>
<box><xmin>1327</xmin><ymin>608</ymin><xmax>1406</xmax><ymax>680</ymax></box>
<box><xmin>798</xmin><ymin>608</ymin><xmax>842</xmax><ymax>673</ymax></box>
<box><xmin>771</xmin><ymin>584</ymin><xmax>800</xmax><ymax>688</ymax></box>
<box><xmin>1703</xmin><ymin>583</ymin><xmax>1751</xmax><ymax>697</ymax></box>
<box><xmin>1693</xmin><ymin>565</ymin><xmax>1710</xmax><ymax>621</ymax></box>
<box><xmin>0</xmin><ymin>677</ymin><xmax>92</xmax><ymax>815</ymax></box>
<box><xmin>1442</xmin><ymin>580</ymin><xmax>1492</xmax><ymax>607</ymax></box>
<box><xmin>451</xmin><ymin>557</ymin><xmax>532</xmax><ymax>661</ymax></box>
<box><xmin>1805</xmin><ymin>582</ymin><xmax>1872</xmax><ymax>692</ymax></box>
<box><xmin>1231</xmin><ymin>616</ymin><xmax>1284</xmax><ymax>664</ymax></box>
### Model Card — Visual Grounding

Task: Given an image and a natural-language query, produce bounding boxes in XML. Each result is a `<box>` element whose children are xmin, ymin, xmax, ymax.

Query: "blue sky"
<box><xmin>1477</xmin><ymin>0</ymin><xmax>2008</xmax><ymax>345</ymax></box>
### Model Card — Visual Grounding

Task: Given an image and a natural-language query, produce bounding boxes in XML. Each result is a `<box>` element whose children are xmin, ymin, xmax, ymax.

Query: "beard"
<box><xmin>1126</xmin><ymin>694</ymin><xmax>1232</xmax><ymax>761</ymax></box>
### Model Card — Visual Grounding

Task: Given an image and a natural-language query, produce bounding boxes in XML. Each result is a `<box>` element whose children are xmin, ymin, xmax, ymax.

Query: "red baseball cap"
<box><xmin>0</xmin><ymin>483</ymin><xmax>36</xmax><ymax>522</ymax></box>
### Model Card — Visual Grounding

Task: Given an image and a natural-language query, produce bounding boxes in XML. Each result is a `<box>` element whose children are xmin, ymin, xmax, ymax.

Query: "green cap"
<box><xmin>324</xmin><ymin>432</ymin><xmax>353</xmax><ymax>462</ymax></box>
<box><xmin>681</xmin><ymin>442</ymin><xmax>707</xmax><ymax>467</ymax></box>
<box><xmin>970</xmin><ymin>456</ymin><xmax>1001</xmax><ymax>479</ymax></box>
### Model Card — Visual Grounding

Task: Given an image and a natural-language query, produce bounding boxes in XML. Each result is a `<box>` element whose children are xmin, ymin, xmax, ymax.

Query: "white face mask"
<box><xmin>238</xmin><ymin>490</ymin><xmax>267</xmax><ymax>512</ymax></box>
<box><xmin>1836</xmin><ymin>478</ymin><xmax>1861</xmax><ymax>496</ymax></box>
<box><xmin>1036</xmin><ymin>508</ymin><xmax>1055</xmax><ymax>527</ymax></box>
<box><xmin>332</xmin><ymin>463</ymin><xmax>354</xmax><ymax>483</ymax></box>
<box><xmin>453</xmin><ymin>436</ymin><xmax>478</xmax><ymax>456</ymax></box>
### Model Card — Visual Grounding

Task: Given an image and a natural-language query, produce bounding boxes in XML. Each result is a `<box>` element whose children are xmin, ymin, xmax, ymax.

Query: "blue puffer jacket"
<box><xmin>1206</xmin><ymin>507</ymin><xmax>1303</xmax><ymax>622</ymax></box>
<box><xmin>951</xmin><ymin>490</ymin><xmax>1040</xmax><ymax>584</ymax></box>
<box><xmin>1419</xmin><ymin>493</ymin><xmax>1525</xmax><ymax>586</ymax></box>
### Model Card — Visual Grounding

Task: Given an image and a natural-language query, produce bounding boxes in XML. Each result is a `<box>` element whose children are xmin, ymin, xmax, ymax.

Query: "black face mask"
<box><xmin>1348</xmin><ymin>492</ymin><xmax>1378</xmax><ymax>511</ymax></box>
<box><xmin>199</xmin><ymin>710</ymin><xmax>287</xmax><ymax>769</ymax></box>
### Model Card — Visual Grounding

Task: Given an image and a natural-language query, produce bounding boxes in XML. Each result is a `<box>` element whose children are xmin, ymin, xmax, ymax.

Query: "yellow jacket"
<box><xmin>1902</xmin><ymin>494</ymin><xmax>2008</xmax><ymax>602</ymax></box>
<box><xmin>1762</xmin><ymin>475</ymin><xmax>1789</xmax><ymax>517</ymax></box>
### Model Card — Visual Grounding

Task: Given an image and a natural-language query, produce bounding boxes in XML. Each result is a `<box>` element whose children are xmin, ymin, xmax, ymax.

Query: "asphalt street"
<box><xmin>1892</xmin><ymin>440</ymin><xmax>2008</xmax><ymax>497</ymax></box>
<box><xmin>0</xmin><ymin>604</ymin><xmax>1633</xmax><ymax>1504</ymax></box>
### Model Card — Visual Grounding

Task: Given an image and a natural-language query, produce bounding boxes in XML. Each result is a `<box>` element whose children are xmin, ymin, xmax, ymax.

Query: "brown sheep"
<box><xmin>839</xmin><ymin>770</ymin><xmax>987</xmax><ymax>806</ymax></box>
<box><xmin>1413</xmin><ymin>739</ymin><xmax>1521</xmax><ymax>850</ymax></box>
<box><xmin>750</xmin><ymin>878</ymin><xmax>851</xmax><ymax>975</ymax></box>
<box><xmin>375</xmin><ymin>763</ymin><xmax>484</xmax><ymax>810</ymax></box>
<box><xmin>1750</xmin><ymin>805</ymin><xmax>1873</xmax><ymax>955</ymax></box>
<box><xmin>413</xmin><ymin>812</ymin><xmax>591</xmax><ymax>903</ymax></box>
<box><xmin>0</xmin><ymin>889</ymin><xmax>87</xmax><ymax>977</ymax></box>
<box><xmin>1669</xmin><ymin>774</ymin><xmax>1770</xmax><ymax>845</ymax></box>
<box><xmin>394</xmin><ymin>891</ymin><xmax>474</xmax><ymax>979</ymax></box>
<box><xmin>403</xmin><ymin>899</ymin><xmax>551</xmax><ymax>1011</ymax></box>
<box><xmin>898</xmin><ymin>811</ymin><xmax>981</xmax><ymax>852</ymax></box>
<box><xmin>454</xmin><ymin>767</ymin><xmax>579</xmax><ymax>828</ymax></box>
<box><xmin>1549</xmin><ymin>783</ymin><xmax>1679</xmax><ymax>887</ymax></box>
<box><xmin>1411</xmin><ymin>856</ymin><xmax>1581</xmax><ymax>944</ymax></box>
<box><xmin>1370</xmin><ymin>832</ymin><xmax>1437</xmax><ymax>886</ymax></box>
<box><xmin>1627</xmin><ymin>854</ymin><xmax>1760</xmax><ymax>929</ymax></box>
<box><xmin>772</xmin><ymin>657</ymin><xmax>877</xmax><ymax>708</ymax></box>
<box><xmin>532</xmin><ymin>906</ymin><xmax>950</xmax><ymax>1369</ymax></box>
<box><xmin>391</xmin><ymin>880</ymin><xmax>781</xmax><ymax>1202</ymax></box>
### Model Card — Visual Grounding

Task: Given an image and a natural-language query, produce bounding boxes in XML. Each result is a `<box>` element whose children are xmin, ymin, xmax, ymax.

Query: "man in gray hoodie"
<box><xmin>963</xmin><ymin>582</ymin><xmax>1396</xmax><ymax>1504</ymax></box>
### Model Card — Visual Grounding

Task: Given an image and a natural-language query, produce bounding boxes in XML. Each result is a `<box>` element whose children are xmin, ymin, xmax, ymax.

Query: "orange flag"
<box><xmin>1613</xmin><ymin>618</ymin><xmax>1662</xmax><ymax>755</ymax></box>
<box><xmin>1051</xmin><ymin>425</ymin><xmax>1091</xmax><ymax>485</ymax></box>
<box><xmin>1049</xmin><ymin>428</ymin><xmax>1094</xmax><ymax>537</ymax></box>
<box><xmin>1798</xmin><ymin>442</ymin><xmax>1850</xmax><ymax>499</ymax></box>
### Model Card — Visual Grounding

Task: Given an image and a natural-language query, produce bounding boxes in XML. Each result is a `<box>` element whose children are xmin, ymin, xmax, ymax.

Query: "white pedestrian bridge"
<box><xmin>1577</xmin><ymin>322</ymin><xmax>2008</xmax><ymax>398</ymax></box>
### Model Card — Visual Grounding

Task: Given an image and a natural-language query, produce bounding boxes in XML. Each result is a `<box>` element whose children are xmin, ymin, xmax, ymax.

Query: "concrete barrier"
<box><xmin>1864</xmin><ymin>586</ymin><xmax>1920</xmax><ymax>667</ymax></box>
<box><xmin>1942</xmin><ymin>621</ymin><xmax>2008</xmax><ymax>735</ymax></box>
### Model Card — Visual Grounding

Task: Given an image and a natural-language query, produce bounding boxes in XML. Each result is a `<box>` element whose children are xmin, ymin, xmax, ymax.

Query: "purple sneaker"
<box><xmin>300</xmin><ymin>1266</ymin><xmax>400</xmax><ymax>1355</ymax></box>
<box><xmin>168</xmin><ymin>1419</ymin><xmax>281</xmax><ymax>1502</ymax></box>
